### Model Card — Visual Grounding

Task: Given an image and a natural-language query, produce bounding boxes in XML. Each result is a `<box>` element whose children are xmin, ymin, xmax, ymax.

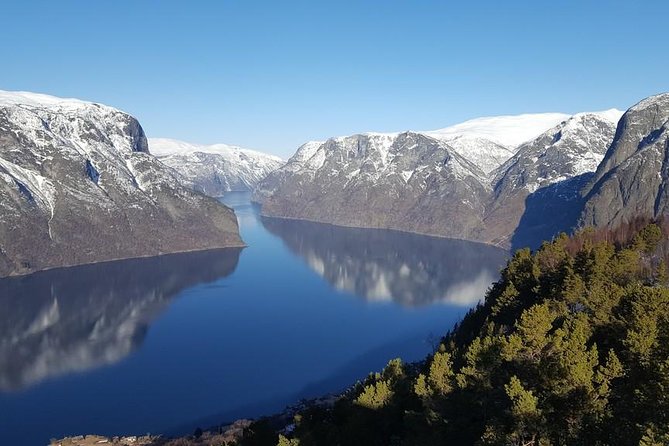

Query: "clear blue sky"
<box><xmin>1</xmin><ymin>0</ymin><xmax>667</xmax><ymax>158</ymax></box>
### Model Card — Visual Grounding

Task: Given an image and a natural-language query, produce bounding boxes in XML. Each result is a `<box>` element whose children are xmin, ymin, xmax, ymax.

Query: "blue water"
<box><xmin>0</xmin><ymin>193</ymin><xmax>508</xmax><ymax>445</ymax></box>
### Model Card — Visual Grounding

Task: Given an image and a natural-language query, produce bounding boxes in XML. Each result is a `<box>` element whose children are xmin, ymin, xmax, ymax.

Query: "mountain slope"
<box><xmin>0</xmin><ymin>91</ymin><xmax>243</xmax><ymax>277</ymax></box>
<box><xmin>580</xmin><ymin>93</ymin><xmax>669</xmax><ymax>228</ymax></box>
<box><xmin>435</xmin><ymin>134</ymin><xmax>513</xmax><ymax>176</ymax></box>
<box><xmin>485</xmin><ymin>110</ymin><xmax>622</xmax><ymax>247</ymax></box>
<box><xmin>255</xmin><ymin>131</ymin><xmax>491</xmax><ymax>241</ymax></box>
<box><xmin>150</xmin><ymin>138</ymin><xmax>283</xmax><ymax>196</ymax></box>
<box><xmin>255</xmin><ymin>110</ymin><xmax>622</xmax><ymax>247</ymax></box>
<box><xmin>423</xmin><ymin>112</ymin><xmax>570</xmax><ymax>174</ymax></box>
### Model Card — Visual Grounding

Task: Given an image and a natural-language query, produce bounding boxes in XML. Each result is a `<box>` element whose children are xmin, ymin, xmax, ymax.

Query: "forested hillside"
<box><xmin>239</xmin><ymin>219</ymin><xmax>669</xmax><ymax>446</ymax></box>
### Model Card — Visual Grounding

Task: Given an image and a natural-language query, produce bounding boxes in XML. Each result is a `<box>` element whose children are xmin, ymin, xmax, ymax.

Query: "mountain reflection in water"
<box><xmin>0</xmin><ymin>248</ymin><xmax>241</xmax><ymax>392</ymax></box>
<box><xmin>0</xmin><ymin>193</ymin><xmax>513</xmax><ymax>446</ymax></box>
<box><xmin>260</xmin><ymin>216</ymin><xmax>508</xmax><ymax>307</ymax></box>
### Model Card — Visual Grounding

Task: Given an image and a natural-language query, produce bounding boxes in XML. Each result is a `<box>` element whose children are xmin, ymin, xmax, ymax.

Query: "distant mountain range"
<box><xmin>0</xmin><ymin>91</ymin><xmax>243</xmax><ymax>277</ymax></box>
<box><xmin>150</xmin><ymin>138</ymin><xmax>284</xmax><ymax>196</ymax></box>
<box><xmin>255</xmin><ymin>96</ymin><xmax>669</xmax><ymax>249</ymax></box>
<box><xmin>2</xmin><ymin>88</ymin><xmax>667</xmax><ymax>278</ymax></box>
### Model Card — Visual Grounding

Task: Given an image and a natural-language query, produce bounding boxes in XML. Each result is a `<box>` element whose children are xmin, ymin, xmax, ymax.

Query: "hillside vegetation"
<box><xmin>240</xmin><ymin>218</ymin><xmax>669</xmax><ymax>446</ymax></box>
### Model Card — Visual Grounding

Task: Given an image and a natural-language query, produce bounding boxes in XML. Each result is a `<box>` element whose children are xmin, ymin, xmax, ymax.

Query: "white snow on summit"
<box><xmin>579</xmin><ymin>108</ymin><xmax>624</xmax><ymax>125</ymax></box>
<box><xmin>440</xmin><ymin>134</ymin><xmax>514</xmax><ymax>175</ymax></box>
<box><xmin>0</xmin><ymin>90</ymin><xmax>93</xmax><ymax>109</ymax></box>
<box><xmin>423</xmin><ymin>113</ymin><xmax>571</xmax><ymax>148</ymax></box>
<box><xmin>149</xmin><ymin>138</ymin><xmax>284</xmax><ymax>195</ymax></box>
<box><xmin>149</xmin><ymin>138</ymin><xmax>282</xmax><ymax>161</ymax></box>
<box><xmin>282</xmin><ymin>113</ymin><xmax>574</xmax><ymax>177</ymax></box>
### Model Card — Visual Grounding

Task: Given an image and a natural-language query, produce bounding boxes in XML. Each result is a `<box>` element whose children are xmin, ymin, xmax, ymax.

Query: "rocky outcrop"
<box><xmin>0</xmin><ymin>91</ymin><xmax>243</xmax><ymax>277</ymax></box>
<box><xmin>580</xmin><ymin>94</ymin><xmax>669</xmax><ymax>228</ymax></box>
<box><xmin>150</xmin><ymin>138</ymin><xmax>283</xmax><ymax>196</ymax></box>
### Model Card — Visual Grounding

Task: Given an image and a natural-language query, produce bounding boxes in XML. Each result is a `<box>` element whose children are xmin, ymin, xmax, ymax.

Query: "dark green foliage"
<box><xmin>239</xmin><ymin>222</ymin><xmax>669</xmax><ymax>446</ymax></box>
<box><xmin>237</xmin><ymin>419</ymin><xmax>279</xmax><ymax>446</ymax></box>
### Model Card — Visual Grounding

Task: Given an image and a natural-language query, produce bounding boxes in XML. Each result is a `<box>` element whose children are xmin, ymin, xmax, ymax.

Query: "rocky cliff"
<box><xmin>580</xmin><ymin>93</ymin><xmax>669</xmax><ymax>228</ymax></box>
<box><xmin>0</xmin><ymin>91</ymin><xmax>243</xmax><ymax>277</ymax></box>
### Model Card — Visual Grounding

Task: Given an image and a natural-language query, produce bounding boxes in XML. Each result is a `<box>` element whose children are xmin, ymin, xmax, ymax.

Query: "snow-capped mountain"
<box><xmin>423</xmin><ymin>113</ymin><xmax>570</xmax><ymax>174</ymax></box>
<box><xmin>0</xmin><ymin>90</ymin><xmax>242</xmax><ymax>277</ymax></box>
<box><xmin>493</xmin><ymin>110</ymin><xmax>623</xmax><ymax>192</ymax></box>
<box><xmin>255</xmin><ymin>109</ymin><xmax>625</xmax><ymax>248</ymax></box>
<box><xmin>255</xmin><ymin>131</ymin><xmax>492</xmax><ymax>241</ymax></box>
<box><xmin>486</xmin><ymin>110</ymin><xmax>622</xmax><ymax>247</ymax></box>
<box><xmin>423</xmin><ymin>112</ymin><xmax>571</xmax><ymax>148</ymax></box>
<box><xmin>150</xmin><ymin>138</ymin><xmax>283</xmax><ymax>196</ymax></box>
<box><xmin>437</xmin><ymin>134</ymin><xmax>514</xmax><ymax>176</ymax></box>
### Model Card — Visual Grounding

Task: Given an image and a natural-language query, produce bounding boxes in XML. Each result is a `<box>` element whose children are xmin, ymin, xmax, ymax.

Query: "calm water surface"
<box><xmin>0</xmin><ymin>192</ymin><xmax>508</xmax><ymax>445</ymax></box>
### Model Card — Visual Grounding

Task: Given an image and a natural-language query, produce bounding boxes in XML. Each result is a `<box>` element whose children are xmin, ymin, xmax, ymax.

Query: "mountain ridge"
<box><xmin>255</xmin><ymin>107</ymin><xmax>625</xmax><ymax>248</ymax></box>
<box><xmin>0</xmin><ymin>90</ymin><xmax>243</xmax><ymax>277</ymax></box>
<box><xmin>150</xmin><ymin>137</ymin><xmax>284</xmax><ymax>196</ymax></box>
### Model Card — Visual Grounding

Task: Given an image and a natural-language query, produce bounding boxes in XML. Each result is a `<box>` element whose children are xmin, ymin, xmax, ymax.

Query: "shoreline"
<box><xmin>50</xmin><ymin>392</ymin><xmax>345</xmax><ymax>446</ymax></box>
<box><xmin>0</xmin><ymin>243</ymin><xmax>247</xmax><ymax>280</ymax></box>
<box><xmin>255</xmin><ymin>206</ymin><xmax>512</xmax><ymax>250</ymax></box>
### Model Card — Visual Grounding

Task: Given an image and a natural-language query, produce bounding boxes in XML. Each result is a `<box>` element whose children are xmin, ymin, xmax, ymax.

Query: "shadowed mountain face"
<box><xmin>486</xmin><ymin>113</ymin><xmax>619</xmax><ymax>246</ymax></box>
<box><xmin>510</xmin><ymin>173</ymin><xmax>594</xmax><ymax>251</ymax></box>
<box><xmin>0</xmin><ymin>248</ymin><xmax>241</xmax><ymax>392</ymax></box>
<box><xmin>260</xmin><ymin>216</ymin><xmax>508</xmax><ymax>307</ymax></box>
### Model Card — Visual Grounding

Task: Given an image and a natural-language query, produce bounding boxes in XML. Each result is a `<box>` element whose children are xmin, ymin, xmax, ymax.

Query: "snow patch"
<box><xmin>588</xmin><ymin>108</ymin><xmax>625</xmax><ymax>124</ymax></box>
<box><xmin>149</xmin><ymin>138</ymin><xmax>283</xmax><ymax>163</ymax></box>
<box><xmin>423</xmin><ymin>113</ymin><xmax>570</xmax><ymax>148</ymax></box>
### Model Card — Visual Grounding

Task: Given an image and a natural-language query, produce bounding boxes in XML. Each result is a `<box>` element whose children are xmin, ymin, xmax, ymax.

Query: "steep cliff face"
<box><xmin>580</xmin><ymin>94</ymin><xmax>669</xmax><ymax>228</ymax></box>
<box><xmin>255</xmin><ymin>131</ymin><xmax>491</xmax><ymax>240</ymax></box>
<box><xmin>485</xmin><ymin>111</ymin><xmax>621</xmax><ymax>246</ymax></box>
<box><xmin>150</xmin><ymin>138</ymin><xmax>283</xmax><ymax>196</ymax></box>
<box><xmin>0</xmin><ymin>91</ymin><xmax>243</xmax><ymax>277</ymax></box>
